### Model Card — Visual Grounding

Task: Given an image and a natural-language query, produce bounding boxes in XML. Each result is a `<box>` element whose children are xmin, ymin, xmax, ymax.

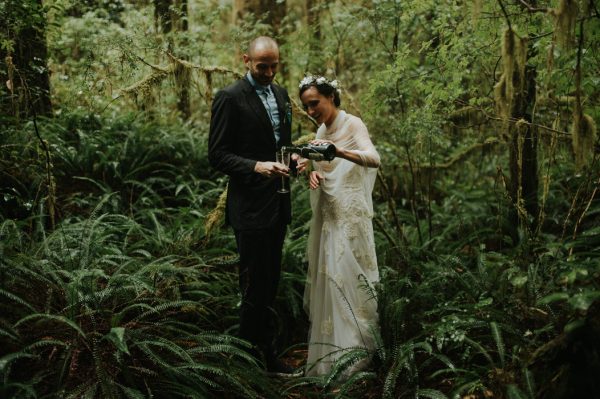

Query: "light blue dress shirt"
<box><xmin>247</xmin><ymin>72</ymin><xmax>281</xmax><ymax>144</ymax></box>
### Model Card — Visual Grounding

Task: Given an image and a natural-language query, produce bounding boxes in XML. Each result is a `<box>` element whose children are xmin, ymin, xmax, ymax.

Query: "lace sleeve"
<box><xmin>347</xmin><ymin>117</ymin><xmax>380</xmax><ymax>168</ymax></box>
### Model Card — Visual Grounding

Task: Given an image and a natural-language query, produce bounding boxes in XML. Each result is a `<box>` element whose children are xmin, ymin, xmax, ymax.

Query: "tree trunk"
<box><xmin>1</xmin><ymin>0</ymin><xmax>52</xmax><ymax>119</ymax></box>
<box><xmin>305</xmin><ymin>0</ymin><xmax>322</xmax><ymax>72</ymax></box>
<box><xmin>508</xmin><ymin>61</ymin><xmax>539</xmax><ymax>245</ymax></box>
<box><xmin>154</xmin><ymin>0</ymin><xmax>190</xmax><ymax>119</ymax></box>
<box><xmin>154</xmin><ymin>0</ymin><xmax>173</xmax><ymax>34</ymax></box>
<box><xmin>234</xmin><ymin>0</ymin><xmax>285</xmax><ymax>32</ymax></box>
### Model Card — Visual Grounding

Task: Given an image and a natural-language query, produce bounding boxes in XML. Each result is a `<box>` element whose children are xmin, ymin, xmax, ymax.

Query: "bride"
<box><xmin>297</xmin><ymin>75</ymin><xmax>380</xmax><ymax>377</ymax></box>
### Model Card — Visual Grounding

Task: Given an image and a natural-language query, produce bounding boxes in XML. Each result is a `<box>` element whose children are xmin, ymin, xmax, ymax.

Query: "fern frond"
<box><xmin>133</xmin><ymin>300</ymin><xmax>200</xmax><ymax>321</ymax></box>
<box><xmin>490</xmin><ymin>322</ymin><xmax>506</xmax><ymax>368</ymax></box>
<box><xmin>24</xmin><ymin>339</ymin><xmax>68</xmax><ymax>352</ymax></box>
<box><xmin>523</xmin><ymin>368</ymin><xmax>536</xmax><ymax>398</ymax></box>
<box><xmin>334</xmin><ymin>370</ymin><xmax>377</xmax><ymax>398</ymax></box>
<box><xmin>0</xmin><ymin>352</ymin><xmax>37</xmax><ymax>372</ymax></box>
<box><xmin>416</xmin><ymin>388</ymin><xmax>449</xmax><ymax>399</ymax></box>
<box><xmin>506</xmin><ymin>384</ymin><xmax>529</xmax><ymax>399</ymax></box>
<box><xmin>325</xmin><ymin>346</ymin><xmax>370</xmax><ymax>386</ymax></box>
<box><xmin>1</xmin><ymin>382</ymin><xmax>38</xmax><ymax>398</ymax></box>
<box><xmin>0</xmin><ymin>288</ymin><xmax>35</xmax><ymax>312</ymax></box>
<box><xmin>65</xmin><ymin>381</ymin><xmax>98</xmax><ymax>399</ymax></box>
<box><xmin>14</xmin><ymin>314</ymin><xmax>86</xmax><ymax>338</ymax></box>
<box><xmin>463</xmin><ymin>336</ymin><xmax>495</xmax><ymax>367</ymax></box>
<box><xmin>117</xmin><ymin>384</ymin><xmax>146</xmax><ymax>399</ymax></box>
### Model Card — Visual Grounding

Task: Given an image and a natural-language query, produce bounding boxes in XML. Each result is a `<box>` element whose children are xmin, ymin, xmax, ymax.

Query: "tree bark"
<box><xmin>154</xmin><ymin>0</ymin><xmax>190</xmax><ymax>119</ymax></box>
<box><xmin>234</xmin><ymin>0</ymin><xmax>286</xmax><ymax>32</ymax></box>
<box><xmin>1</xmin><ymin>0</ymin><xmax>52</xmax><ymax>119</ymax></box>
<box><xmin>508</xmin><ymin>60</ymin><xmax>539</xmax><ymax>245</ymax></box>
<box><xmin>154</xmin><ymin>0</ymin><xmax>173</xmax><ymax>34</ymax></box>
<box><xmin>306</xmin><ymin>0</ymin><xmax>322</xmax><ymax>72</ymax></box>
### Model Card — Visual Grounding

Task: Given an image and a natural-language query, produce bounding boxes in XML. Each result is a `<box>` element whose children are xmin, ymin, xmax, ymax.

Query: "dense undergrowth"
<box><xmin>2</xmin><ymin>0</ymin><xmax>600</xmax><ymax>397</ymax></box>
<box><xmin>1</xmin><ymin>111</ymin><xmax>598</xmax><ymax>398</ymax></box>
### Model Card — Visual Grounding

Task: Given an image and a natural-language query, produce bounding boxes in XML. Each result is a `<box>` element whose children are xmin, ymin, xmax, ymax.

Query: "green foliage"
<box><xmin>0</xmin><ymin>201</ymin><xmax>278</xmax><ymax>398</ymax></box>
<box><xmin>2</xmin><ymin>0</ymin><xmax>600</xmax><ymax>397</ymax></box>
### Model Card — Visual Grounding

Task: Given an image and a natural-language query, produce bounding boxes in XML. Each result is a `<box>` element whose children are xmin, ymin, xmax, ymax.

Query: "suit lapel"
<box><xmin>242</xmin><ymin>78</ymin><xmax>273</xmax><ymax>133</ymax></box>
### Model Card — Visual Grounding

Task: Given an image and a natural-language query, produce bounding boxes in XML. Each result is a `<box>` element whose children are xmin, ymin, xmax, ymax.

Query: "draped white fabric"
<box><xmin>303</xmin><ymin>110</ymin><xmax>380</xmax><ymax>376</ymax></box>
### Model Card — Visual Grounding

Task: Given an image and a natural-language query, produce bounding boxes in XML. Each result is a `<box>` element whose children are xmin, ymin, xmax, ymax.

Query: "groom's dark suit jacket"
<box><xmin>208</xmin><ymin>77</ymin><xmax>292</xmax><ymax>230</ymax></box>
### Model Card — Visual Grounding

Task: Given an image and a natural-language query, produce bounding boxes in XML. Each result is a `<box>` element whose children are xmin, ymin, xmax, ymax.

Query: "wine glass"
<box><xmin>276</xmin><ymin>149</ymin><xmax>290</xmax><ymax>194</ymax></box>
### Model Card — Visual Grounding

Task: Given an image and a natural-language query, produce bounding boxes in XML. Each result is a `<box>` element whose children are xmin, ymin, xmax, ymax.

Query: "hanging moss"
<box><xmin>572</xmin><ymin>113</ymin><xmax>597</xmax><ymax>169</ymax></box>
<box><xmin>204</xmin><ymin>186</ymin><xmax>228</xmax><ymax>239</ymax></box>
<box><xmin>121</xmin><ymin>67</ymin><xmax>170</xmax><ymax>108</ymax></box>
<box><xmin>494</xmin><ymin>77</ymin><xmax>510</xmax><ymax>124</ymax></box>
<box><xmin>546</xmin><ymin>40</ymin><xmax>555</xmax><ymax>79</ymax></box>
<box><xmin>204</xmin><ymin>70</ymin><xmax>213</xmax><ymax>104</ymax></box>
<box><xmin>549</xmin><ymin>0</ymin><xmax>579</xmax><ymax>49</ymax></box>
<box><xmin>171</xmin><ymin>58</ymin><xmax>192</xmax><ymax>92</ymax></box>
<box><xmin>494</xmin><ymin>28</ymin><xmax>528</xmax><ymax>126</ymax></box>
<box><xmin>472</xmin><ymin>0</ymin><xmax>483</xmax><ymax>26</ymax></box>
<box><xmin>502</xmin><ymin>28</ymin><xmax>516</xmax><ymax>84</ymax></box>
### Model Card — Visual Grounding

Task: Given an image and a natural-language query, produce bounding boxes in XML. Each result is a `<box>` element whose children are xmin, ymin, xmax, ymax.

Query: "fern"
<box><xmin>416</xmin><ymin>388</ymin><xmax>449</xmax><ymax>399</ymax></box>
<box><xmin>334</xmin><ymin>370</ymin><xmax>377</xmax><ymax>398</ymax></box>
<box><xmin>506</xmin><ymin>384</ymin><xmax>529</xmax><ymax>399</ymax></box>
<box><xmin>523</xmin><ymin>368</ymin><xmax>536</xmax><ymax>398</ymax></box>
<box><xmin>490</xmin><ymin>322</ymin><xmax>505</xmax><ymax>369</ymax></box>
<box><xmin>324</xmin><ymin>346</ymin><xmax>370</xmax><ymax>386</ymax></box>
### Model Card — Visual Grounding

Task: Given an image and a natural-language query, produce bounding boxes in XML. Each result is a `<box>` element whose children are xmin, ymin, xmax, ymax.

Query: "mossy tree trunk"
<box><xmin>154</xmin><ymin>0</ymin><xmax>190</xmax><ymax>119</ymax></box>
<box><xmin>508</xmin><ymin>56</ymin><xmax>539</xmax><ymax>245</ymax></box>
<box><xmin>0</xmin><ymin>0</ymin><xmax>52</xmax><ymax>119</ymax></box>
<box><xmin>305</xmin><ymin>0</ymin><xmax>322</xmax><ymax>73</ymax></box>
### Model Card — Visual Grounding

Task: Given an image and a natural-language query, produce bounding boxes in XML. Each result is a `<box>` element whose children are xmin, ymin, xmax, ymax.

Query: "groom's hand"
<box><xmin>254</xmin><ymin>161</ymin><xmax>289</xmax><ymax>178</ymax></box>
<box><xmin>296</xmin><ymin>157</ymin><xmax>309</xmax><ymax>174</ymax></box>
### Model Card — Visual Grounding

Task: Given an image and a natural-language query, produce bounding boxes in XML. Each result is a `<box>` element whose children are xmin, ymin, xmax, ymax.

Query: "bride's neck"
<box><xmin>324</xmin><ymin>109</ymin><xmax>339</xmax><ymax>128</ymax></box>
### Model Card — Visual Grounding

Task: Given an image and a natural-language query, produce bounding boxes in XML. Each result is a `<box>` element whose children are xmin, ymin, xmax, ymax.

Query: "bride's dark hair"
<box><xmin>299</xmin><ymin>76</ymin><xmax>341</xmax><ymax>107</ymax></box>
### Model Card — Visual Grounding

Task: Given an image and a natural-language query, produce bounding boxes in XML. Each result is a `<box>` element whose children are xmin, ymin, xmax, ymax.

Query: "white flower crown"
<box><xmin>299</xmin><ymin>75</ymin><xmax>339</xmax><ymax>90</ymax></box>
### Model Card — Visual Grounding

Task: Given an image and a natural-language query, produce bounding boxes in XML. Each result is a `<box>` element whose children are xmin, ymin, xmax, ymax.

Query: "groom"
<box><xmin>208</xmin><ymin>36</ymin><xmax>295</xmax><ymax>376</ymax></box>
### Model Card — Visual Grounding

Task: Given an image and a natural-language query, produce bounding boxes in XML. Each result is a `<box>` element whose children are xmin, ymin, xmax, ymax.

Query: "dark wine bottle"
<box><xmin>282</xmin><ymin>143</ymin><xmax>336</xmax><ymax>161</ymax></box>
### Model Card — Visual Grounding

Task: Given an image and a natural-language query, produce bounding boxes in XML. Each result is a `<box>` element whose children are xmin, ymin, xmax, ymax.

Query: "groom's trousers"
<box><xmin>234</xmin><ymin>218</ymin><xmax>287</xmax><ymax>354</ymax></box>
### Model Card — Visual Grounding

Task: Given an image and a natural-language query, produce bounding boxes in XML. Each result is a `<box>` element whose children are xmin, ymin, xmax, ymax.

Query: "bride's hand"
<box><xmin>310</xmin><ymin>139</ymin><xmax>334</xmax><ymax>146</ymax></box>
<box><xmin>308</xmin><ymin>171</ymin><xmax>323</xmax><ymax>190</ymax></box>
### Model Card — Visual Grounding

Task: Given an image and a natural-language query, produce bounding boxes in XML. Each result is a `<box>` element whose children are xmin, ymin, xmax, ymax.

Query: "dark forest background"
<box><xmin>1</xmin><ymin>0</ymin><xmax>599</xmax><ymax>398</ymax></box>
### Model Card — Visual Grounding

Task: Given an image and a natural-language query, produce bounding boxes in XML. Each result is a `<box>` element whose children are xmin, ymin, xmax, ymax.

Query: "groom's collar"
<box><xmin>246</xmin><ymin>72</ymin><xmax>271</xmax><ymax>92</ymax></box>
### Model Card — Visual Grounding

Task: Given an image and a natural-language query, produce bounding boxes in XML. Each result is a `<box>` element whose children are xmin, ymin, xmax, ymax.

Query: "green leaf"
<box><xmin>105</xmin><ymin>327</ymin><xmax>130</xmax><ymax>355</ymax></box>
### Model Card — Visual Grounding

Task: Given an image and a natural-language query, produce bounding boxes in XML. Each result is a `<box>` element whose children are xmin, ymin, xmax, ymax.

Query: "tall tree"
<box><xmin>305</xmin><ymin>0</ymin><xmax>323</xmax><ymax>72</ymax></box>
<box><xmin>0</xmin><ymin>0</ymin><xmax>52</xmax><ymax>119</ymax></box>
<box><xmin>233</xmin><ymin>0</ymin><xmax>286</xmax><ymax>33</ymax></box>
<box><xmin>154</xmin><ymin>0</ymin><xmax>190</xmax><ymax>119</ymax></box>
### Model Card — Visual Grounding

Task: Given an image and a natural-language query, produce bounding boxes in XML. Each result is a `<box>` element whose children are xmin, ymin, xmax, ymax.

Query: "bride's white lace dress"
<box><xmin>304</xmin><ymin>110</ymin><xmax>380</xmax><ymax>376</ymax></box>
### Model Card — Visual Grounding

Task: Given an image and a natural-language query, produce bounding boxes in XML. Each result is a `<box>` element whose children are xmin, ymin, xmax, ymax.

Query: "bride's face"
<box><xmin>300</xmin><ymin>86</ymin><xmax>337</xmax><ymax>126</ymax></box>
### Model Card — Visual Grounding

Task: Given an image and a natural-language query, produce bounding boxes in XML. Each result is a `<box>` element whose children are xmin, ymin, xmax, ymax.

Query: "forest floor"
<box><xmin>279</xmin><ymin>347</ymin><xmax>380</xmax><ymax>398</ymax></box>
